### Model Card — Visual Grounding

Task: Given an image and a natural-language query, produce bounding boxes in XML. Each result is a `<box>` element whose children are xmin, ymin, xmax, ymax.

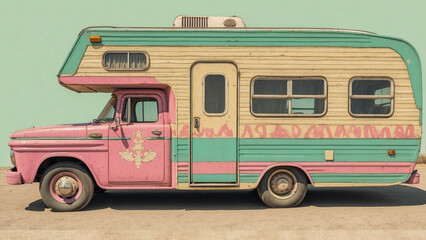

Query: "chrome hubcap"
<box><xmin>54</xmin><ymin>176</ymin><xmax>78</xmax><ymax>198</ymax></box>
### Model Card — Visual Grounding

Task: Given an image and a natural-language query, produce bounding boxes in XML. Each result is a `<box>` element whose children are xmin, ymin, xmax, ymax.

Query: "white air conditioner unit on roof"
<box><xmin>173</xmin><ymin>16</ymin><xmax>246</xmax><ymax>28</ymax></box>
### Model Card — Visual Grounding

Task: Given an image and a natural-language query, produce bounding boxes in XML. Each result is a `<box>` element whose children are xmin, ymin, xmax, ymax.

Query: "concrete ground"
<box><xmin>0</xmin><ymin>166</ymin><xmax>425</xmax><ymax>240</ymax></box>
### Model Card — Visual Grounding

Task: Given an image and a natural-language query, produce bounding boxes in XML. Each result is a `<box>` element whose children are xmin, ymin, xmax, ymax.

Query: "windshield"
<box><xmin>94</xmin><ymin>95</ymin><xmax>117</xmax><ymax>123</ymax></box>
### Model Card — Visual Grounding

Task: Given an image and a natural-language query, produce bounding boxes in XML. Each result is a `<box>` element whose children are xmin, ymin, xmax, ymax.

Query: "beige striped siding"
<box><xmin>74</xmin><ymin>46</ymin><xmax>421</xmax><ymax>138</ymax></box>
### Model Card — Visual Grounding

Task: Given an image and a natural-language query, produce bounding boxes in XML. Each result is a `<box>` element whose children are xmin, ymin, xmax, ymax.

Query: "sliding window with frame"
<box><xmin>103</xmin><ymin>51</ymin><xmax>149</xmax><ymax>70</ymax></box>
<box><xmin>251</xmin><ymin>77</ymin><xmax>327</xmax><ymax>117</ymax></box>
<box><xmin>349</xmin><ymin>77</ymin><xmax>394</xmax><ymax>117</ymax></box>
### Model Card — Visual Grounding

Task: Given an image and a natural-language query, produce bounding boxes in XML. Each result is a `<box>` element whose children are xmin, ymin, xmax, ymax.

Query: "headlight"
<box><xmin>10</xmin><ymin>149</ymin><xmax>15</xmax><ymax>166</ymax></box>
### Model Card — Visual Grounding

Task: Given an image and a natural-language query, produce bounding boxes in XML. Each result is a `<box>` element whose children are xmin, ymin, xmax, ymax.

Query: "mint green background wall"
<box><xmin>1</xmin><ymin>0</ymin><xmax>425</xmax><ymax>166</ymax></box>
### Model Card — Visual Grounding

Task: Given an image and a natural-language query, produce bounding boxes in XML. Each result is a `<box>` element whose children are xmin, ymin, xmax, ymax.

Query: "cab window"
<box><xmin>122</xmin><ymin>98</ymin><xmax>158</xmax><ymax>123</ymax></box>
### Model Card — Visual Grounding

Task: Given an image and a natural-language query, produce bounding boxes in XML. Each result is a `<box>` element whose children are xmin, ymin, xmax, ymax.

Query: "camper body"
<box><xmin>7</xmin><ymin>21</ymin><xmax>422</xmax><ymax>211</ymax></box>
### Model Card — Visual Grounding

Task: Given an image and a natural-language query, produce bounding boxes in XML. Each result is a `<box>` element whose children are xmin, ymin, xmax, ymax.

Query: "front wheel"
<box><xmin>40</xmin><ymin>162</ymin><xmax>94</xmax><ymax>211</ymax></box>
<box><xmin>257</xmin><ymin>168</ymin><xmax>307</xmax><ymax>208</ymax></box>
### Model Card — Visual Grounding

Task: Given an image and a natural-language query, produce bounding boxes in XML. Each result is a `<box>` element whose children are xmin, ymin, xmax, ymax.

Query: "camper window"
<box><xmin>103</xmin><ymin>52</ymin><xmax>149</xmax><ymax>70</ymax></box>
<box><xmin>122</xmin><ymin>98</ymin><xmax>159</xmax><ymax>123</ymax></box>
<box><xmin>204</xmin><ymin>74</ymin><xmax>226</xmax><ymax>114</ymax></box>
<box><xmin>251</xmin><ymin>77</ymin><xmax>326</xmax><ymax>116</ymax></box>
<box><xmin>349</xmin><ymin>78</ymin><xmax>394</xmax><ymax>117</ymax></box>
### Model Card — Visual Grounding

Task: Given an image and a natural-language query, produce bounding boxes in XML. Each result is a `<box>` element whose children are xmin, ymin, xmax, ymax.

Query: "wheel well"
<box><xmin>35</xmin><ymin>157</ymin><xmax>93</xmax><ymax>183</ymax></box>
<box><xmin>262</xmin><ymin>166</ymin><xmax>312</xmax><ymax>185</ymax></box>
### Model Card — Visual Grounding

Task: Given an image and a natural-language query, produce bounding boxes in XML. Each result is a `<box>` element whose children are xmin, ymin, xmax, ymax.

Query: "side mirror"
<box><xmin>112</xmin><ymin>117</ymin><xmax>121</xmax><ymax>131</ymax></box>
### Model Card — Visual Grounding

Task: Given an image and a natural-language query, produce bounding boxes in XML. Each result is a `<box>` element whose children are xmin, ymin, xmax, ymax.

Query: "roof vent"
<box><xmin>173</xmin><ymin>16</ymin><xmax>246</xmax><ymax>28</ymax></box>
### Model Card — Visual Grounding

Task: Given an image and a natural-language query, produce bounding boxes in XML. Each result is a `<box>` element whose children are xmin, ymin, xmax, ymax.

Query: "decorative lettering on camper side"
<box><xmin>175</xmin><ymin>124</ymin><xmax>418</xmax><ymax>139</ymax></box>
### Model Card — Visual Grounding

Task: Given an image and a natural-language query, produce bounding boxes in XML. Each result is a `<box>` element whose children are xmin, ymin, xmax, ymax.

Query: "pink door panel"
<box><xmin>108</xmin><ymin>94</ymin><xmax>166</xmax><ymax>184</ymax></box>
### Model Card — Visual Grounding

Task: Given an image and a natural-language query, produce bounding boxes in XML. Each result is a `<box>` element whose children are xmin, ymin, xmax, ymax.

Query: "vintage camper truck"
<box><xmin>7</xmin><ymin>16</ymin><xmax>421</xmax><ymax>211</ymax></box>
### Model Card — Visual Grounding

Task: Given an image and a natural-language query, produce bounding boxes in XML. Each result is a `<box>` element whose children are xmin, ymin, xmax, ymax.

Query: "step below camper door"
<box><xmin>190</xmin><ymin>63</ymin><xmax>238</xmax><ymax>184</ymax></box>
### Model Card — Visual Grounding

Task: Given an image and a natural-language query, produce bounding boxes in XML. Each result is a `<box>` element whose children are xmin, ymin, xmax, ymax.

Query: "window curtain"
<box><xmin>104</xmin><ymin>53</ymin><xmax>127</xmax><ymax>69</ymax></box>
<box><xmin>129</xmin><ymin>53</ymin><xmax>146</xmax><ymax>69</ymax></box>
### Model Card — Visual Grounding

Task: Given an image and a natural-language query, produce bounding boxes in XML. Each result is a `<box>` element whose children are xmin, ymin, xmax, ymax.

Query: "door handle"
<box><xmin>88</xmin><ymin>133</ymin><xmax>102</xmax><ymax>138</ymax></box>
<box><xmin>194</xmin><ymin>117</ymin><xmax>200</xmax><ymax>129</ymax></box>
<box><xmin>151</xmin><ymin>129</ymin><xmax>162</xmax><ymax>135</ymax></box>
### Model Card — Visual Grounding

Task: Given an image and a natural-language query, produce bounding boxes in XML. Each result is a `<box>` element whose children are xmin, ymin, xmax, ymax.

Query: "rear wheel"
<box><xmin>40</xmin><ymin>162</ymin><xmax>94</xmax><ymax>211</ymax></box>
<box><xmin>257</xmin><ymin>168</ymin><xmax>307</xmax><ymax>208</ymax></box>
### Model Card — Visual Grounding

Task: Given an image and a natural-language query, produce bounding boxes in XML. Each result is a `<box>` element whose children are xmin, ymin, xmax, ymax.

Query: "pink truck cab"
<box><xmin>8</xmin><ymin>88</ymin><xmax>175</xmax><ymax>211</ymax></box>
<box><xmin>6</xmin><ymin>17</ymin><xmax>422</xmax><ymax>211</ymax></box>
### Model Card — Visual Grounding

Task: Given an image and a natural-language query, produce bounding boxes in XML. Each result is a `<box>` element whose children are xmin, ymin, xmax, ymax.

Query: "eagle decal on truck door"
<box><xmin>118</xmin><ymin>131</ymin><xmax>157</xmax><ymax>168</ymax></box>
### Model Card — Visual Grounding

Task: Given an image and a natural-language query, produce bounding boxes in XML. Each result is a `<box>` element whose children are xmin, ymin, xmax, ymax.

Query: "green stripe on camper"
<box><xmin>192</xmin><ymin>174</ymin><xmax>236</xmax><ymax>183</ymax></box>
<box><xmin>239</xmin><ymin>174</ymin><xmax>261</xmax><ymax>183</ymax></box>
<box><xmin>173</xmin><ymin>138</ymin><xmax>419</xmax><ymax>163</ymax></box>
<box><xmin>239</xmin><ymin>138</ymin><xmax>420</xmax><ymax>163</ymax></box>
<box><xmin>177</xmin><ymin>173</ymin><xmax>189</xmax><ymax>183</ymax></box>
<box><xmin>192</xmin><ymin>138</ymin><xmax>237</xmax><ymax>162</ymax></box>
<box><xmin>175</xmin><ymin>138</ymin><xmax>189</xmax><ymax>163</ymax></box>
<box><xmin>173</xmin><ymin>138</ymin><xmax>419</xmax><ymax>184</ymax></box>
